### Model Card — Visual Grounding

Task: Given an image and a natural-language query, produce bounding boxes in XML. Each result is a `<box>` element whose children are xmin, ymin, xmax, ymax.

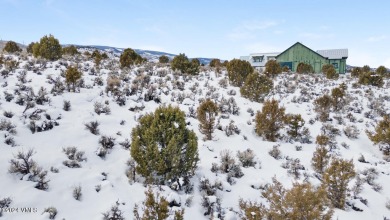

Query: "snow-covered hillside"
<box><xmin>0</xmin><ymin>53</ymin><xmax>390</xmax><ymax>220</ymax></box>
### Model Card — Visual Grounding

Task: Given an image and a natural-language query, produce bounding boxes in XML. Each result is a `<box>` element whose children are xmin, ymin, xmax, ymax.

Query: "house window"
<box><xmin>253</xmin><ymin>56</ymin><xmax>264</xmax><ymax>62</ymax></box>
<box><xmin>332</xmin><ymin>63</ymin><xmax>338</xmax><ymax>69</ymax></box>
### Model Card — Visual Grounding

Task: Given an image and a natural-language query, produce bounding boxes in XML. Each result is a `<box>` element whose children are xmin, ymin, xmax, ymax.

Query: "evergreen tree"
<box><xmin>297</xmin><ymin>62</ymin><xmax>313</xmax><ymax>74</ymax></box>
<box><xmin>323</xmin><ymin>158</ymin><xmax>355</xmax><ymax>209</ymax></box>
<box><xmin>33</xmin><ymin>34</ymin><xmax>62</xmax><ymax>61</ymax></box>
<box><xmin>315</xmin><ymin>134</ymin><xmax>330</xmax><ymax>147</ymax></box>
<box><xmin>323</xmin><ymin>64</ymin><xmax>338</xmax><ymax>79</ymax></box>
<box><xmin>313</xmin><ymin>94</ymin><xmax>333</xmax><ymax>122</ymax></box>
<box><xmin>311</xmin><ymin>145</ymin><xmax>330</xmax><ymax>174</ymax></box>
<box><xmin>134</xmin><ymin>188</ymin><xmax>184</xmax><ymax>220</ymax></box>
<box><xmin>264</xmin><ymin>60</ymin><xmax>282</xmax><ymax>77</ymax></box>
<box><xmin>351</xmin><ymin>67</ymin><xmax>362</xmax><ymax>77</ymax></box>
<box><xmin>130</xmin><ymin>105</ymin><xmax>199</xmax><ymax>184</ymax></box>
<box><xmin>134</xmin><ymin>188</ymin><xmax>169</xmax><ymax>220</ymax></box>
<box><xmin>376</xmin><ymin>65</ymin><xmax>388</xmax><ymax>77</ymax></box>
<box><xmin>358</xmin><ymin>72</ymin><xmax>384</xmax><ymax>87</ymax></box>
<box><xmin>240</xmin><ymin>73</ymin><xmax>273</xmax><ymax>103</ymax></box>
<box><xmin>171</xmin><ymin>54</ymin><xmax>199</xmax><ymax>74</ymax></box>
<box><xmin>171</xmin><ymin>53</ymin><xmax>189</xmax><ymax>73</ymax></box>
<box><xmin>284</xmin><ymin>114</ymin><xmax>305</xmax><ymax>139</ymax></box>
<box><xmin>120</xmin><ymin>48</ymin><xmax>144</xmax><ymax>68</ymax></box>
<box><xmin>188</xmin><ymin>58</ymin><xmax>200</xmax><ymax>75</ymax></box>
<box><xmin>158</xmin><ymin>55</ymin><xmax>169</xmax><ymax>64</ymax></box>
<box><xmin>65</xmin><ymin>66</ymin><xmax>82</xmax><ymax>92</ymax></box>
<box><xmin>255</xmin><ymin>99</ymin><xmax>285</xmax><ymax>141</ymax></box>
<box><xmin>331</xmin><ymin>85</ymin><xmax>346</xmax><ymax>111</ymax></box>
<box><xmin>226</xmin><ymin>59</ymin><xmax>253</xmax><ymax>87</ymax></box>
<box><xmin>197</xmin><ymin>99</ymin><xmax>218</xmax><ymax>140</ymax></box>
<box><xmin>362</xmin><ymin>65</ymin><xmax>371</xmax><ymax>73</ymax></box>
<box><xmin>282</xmin><ymin>65</ymin><xmax>290</xmax><ymax>72</ymax></box>
<box><xmin>62</xmin><ymin>45</ymin><xmax>79</xmax><ymax>56</ymax></box>
<box><xmin>26</xmin><ymin>42</ymin><xmax>37</xmax><ymax>54</ymax></box>
<box><xmin>260</xmin><ymin>178</ymin><xmax>333</xmax><ymax>219</ymax></box>
<box><xmin>3</xmin><ymin>41</ymin><xmax>22</xmax><ymax>53</ymax></box>
<box><xmin>321</xmin><ymin>64</ymin><xmax>333</xmax><ymax>74</ymax></box>
<box><xmin>209</xmin><ymin>58</ymin><xmax>221</xmax><ymax>68</ymax></box>
<box><xmin>366</xmin><ymin>116</ymin><xmax>390</xmax><ymax>155</ymax></box>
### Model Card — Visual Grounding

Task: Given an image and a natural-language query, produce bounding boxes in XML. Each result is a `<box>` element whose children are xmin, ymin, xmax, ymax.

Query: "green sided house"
<box><xmin>276</xmin><ymin>42</ymin><xmax>348</xmax><ymax>74</ymax></box>
<box><xmin>241</xmin><ymin>42</ymin><xmax>348</xmax><ymax>74</ymax></box>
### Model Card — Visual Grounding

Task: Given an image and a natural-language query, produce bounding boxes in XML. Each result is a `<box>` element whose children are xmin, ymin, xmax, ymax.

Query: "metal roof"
<box><xmin>316</xmin><ymin>49</ymin><xmax>348</xmax><ymax>59</ymax></box>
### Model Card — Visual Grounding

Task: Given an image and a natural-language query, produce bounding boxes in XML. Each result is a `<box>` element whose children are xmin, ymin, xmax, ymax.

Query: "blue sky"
<box><xmin>1</xmin><ymin>0</ymin><xmax>389</xmax><ymax>67</ymax></box>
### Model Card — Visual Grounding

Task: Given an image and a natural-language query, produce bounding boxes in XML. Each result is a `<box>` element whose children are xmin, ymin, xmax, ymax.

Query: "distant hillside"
<box><xmin>66</xmin><ymin>44</ymin><xmax>215</xmax><ymax>65</ymax></box>
<box><xmin>0</xmin><ymin>40</ymin><xmax>214</xmax><ymax>64</ymax></box>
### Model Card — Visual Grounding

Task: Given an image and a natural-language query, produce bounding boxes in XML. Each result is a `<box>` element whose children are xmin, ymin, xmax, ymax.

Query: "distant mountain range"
<box><xmin>0</xmin><ymin>40</ymin><xmax>215</xmax><ymax>64</ymax></box>
<box><xmin>66</xmin><ymin>44</ymin><xmax>215</xmax><ymax>65</ymax></box>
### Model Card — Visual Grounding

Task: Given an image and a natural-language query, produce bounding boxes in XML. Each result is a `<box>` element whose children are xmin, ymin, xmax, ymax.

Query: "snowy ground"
<box><xmin>0</xmin><ymin>53</ymin><xmax>390</xmax><ymax>219</ymax></box>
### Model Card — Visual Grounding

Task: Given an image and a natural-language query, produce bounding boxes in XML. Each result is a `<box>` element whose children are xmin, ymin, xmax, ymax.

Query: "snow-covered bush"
<box><xmin>0</xmin><ymin>119</ymin><xmax>16</xmax><ymax>134</ymax></box>
<box><xmin>237</xmin><ymin>148</ymin><xmax>256</xmax><ymax>167</ymax></box>
<box><xmin>43</xmin><ymin>207</ymin><xmax>57</xmax><ymax>219</ymax></box>
<box><xmin>224</xmin><ymin>120</ymin><xmax>240</xmax><ymax>137</ymax></box>
<box><xmin>73</xmin><ymin>185</ymin><xmax>82</xmax><ymax>201</ymax></box>
<box><xmin>269</xmin><ymin>145</ymin><xmax>282</xmax><ymax>160</ymax></box>
<box><xmin>63</xmin><ymin>100</ymin><xmax>71</xmax><ymax>111</ymax></box>
<box><xmin>343</xmin><ymin>125</ymin><xmax>360</xmax><ymax>139</ymax></box>
<box><xmin>94</xmin><ymin>101</ymin><xmax>111</xmax><ymax>115</ymax></box>
<box><xmin>62</xmin><ymin>146</ymin><xmax>86</xmax><ymax>168</ymax></box>
<box><xmin>84</xmin><ymin>121</ymin><xmax>100</xmax><ymax>135</ymax></box>
<box><xmin>0</xmin><ymin>197</ymin><xmax>12</xmax><ymax>217</ymax></box>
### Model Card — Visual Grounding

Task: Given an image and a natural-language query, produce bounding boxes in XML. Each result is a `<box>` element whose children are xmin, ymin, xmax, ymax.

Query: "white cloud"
<box><xmin>367</xmin><ymin>35</ymin><xmax>387</xmax><ymax>42</ymax></box>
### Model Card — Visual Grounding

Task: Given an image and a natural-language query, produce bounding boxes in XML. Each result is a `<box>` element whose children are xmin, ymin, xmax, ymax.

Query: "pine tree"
<box><xmin>240</xmin><ymin>73</ymin><xmax>273</xmax><ymax>103</ymax></box>
<box><xmin>315</xmin><ymin>134</ymin><xmax>330</xmax><ymax>147</ymax></box>
<box><xmin>209</xmin><ymin>59</ymin><xmax>221</xmax><ymax>68</ymax></box>
<box><xmin>197</xmin><ymin>99</ymin><xmax>218</xmax><ymax>140</ymax></box>
<box><xmin>120</xmin><ymin>48</ymin><xmax>144</xmax><ymax>68</ymax></box>
<box><xmin>258</xmin><ymin>177</ymin><xmax>333</xmax><ymax>219</ymax></box>
<box><xmin>362</xmin><ymin>65</ymin><xmax>371</xmax><ymax>73</ymax></box>
<box><xmin>134</xmin><ymin>188</ymin><xmax>184</xmax><ymax>220</ymax></box>
<box><xmin>65</xmin><ymin>66</ymin><xmax>82</xmax><ymax>92</ymax></box>
<box><xmin>284</xmin><ymin>114</ymin><xmax>305</xmax><ymax>139</ymax></box>
<box><xmin>311</xmin><ymin>145</ymin><xmax>330</xmax><ymax>175</ymax></box>
<box><xmin>26</xmin><ymin>42</ymin><xmax>35</xmax><ymax>54</ymax></box>
<box><xmin>158</xmin><ymin>55</ymin><xmax>169</xmax><ymax>64</ymax></box>
<box><xmin>323</xmin><ymin>158</ymin><xmax>356</xmax><ymax>209</ymax></box>
<box><xmin>135</xmin><ymin>188</ymin><xmax>169</xmax><ymax>220</ymax></box>
<box><xmin>359</xmin><ymin>72</ymin><xmax>384</xmax><ymax>87</ymax></box>
<box><xmin>3</xmin><ymin>41</ymin><xmax>22</xmax><ymax>53</ymax></box>
<box><xmin>33</xmin><ymin>34</ymin><xmax>62</xmax><ymax>61</ymax></box>
<box><xmin>264</xmin><ymin>60</ymin><xmax>281</xmax><ymax>77</ymax></box>
<box><xmin>331</xmin><ymin>85</ymin><xmax>346</xmax><ymax>111</ymax></box>
<box><xmin>313</xmin><ymin>94</ymin><xmax>333</xmax><ymax>122</ymax></box>
<box><xmin>351</xmin><ymin>67</ymin><xmax>362</xmax><ymax>77</ymax></box>
<box><xmin>366</xmin><ymin>116</ymin><xmax>390</xmax><ymax>155</ymax></box>
<box><xmin>62</xmin><ymin>45</ymin><xmax>79</xmax><ymax>56</ymax></box>
<box><xmin>255</xmin><ymin>99</ymin><xmax>285</xmax><ymax>141</ymax></box>
<box><xmin>130</xmin><ymin>105</ymin><xmax>199</xmax><ymax>184</ymax></box>
<box><xmin>297</xmin><ymin>62</ymin><xmax>313</xmax><ymax>74</ymax></box>
<box><xmin>226</xmin><ymin>59</ymin><xmax>253</xmax><ymax>87</ymax></box>
<box><xmin>376</xmin><ymin>65</ymin><xmax>388</xmax><ymax>77</ymax></box>
<box><xmin>324</xmin><ymin>64</ymin><xmax>338</xmax><ymax>79</ymax></box>
<box><xmin>239</xmin><ymin>199</ymin><xmax>266</xmax><ymax>220</ymax></box>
